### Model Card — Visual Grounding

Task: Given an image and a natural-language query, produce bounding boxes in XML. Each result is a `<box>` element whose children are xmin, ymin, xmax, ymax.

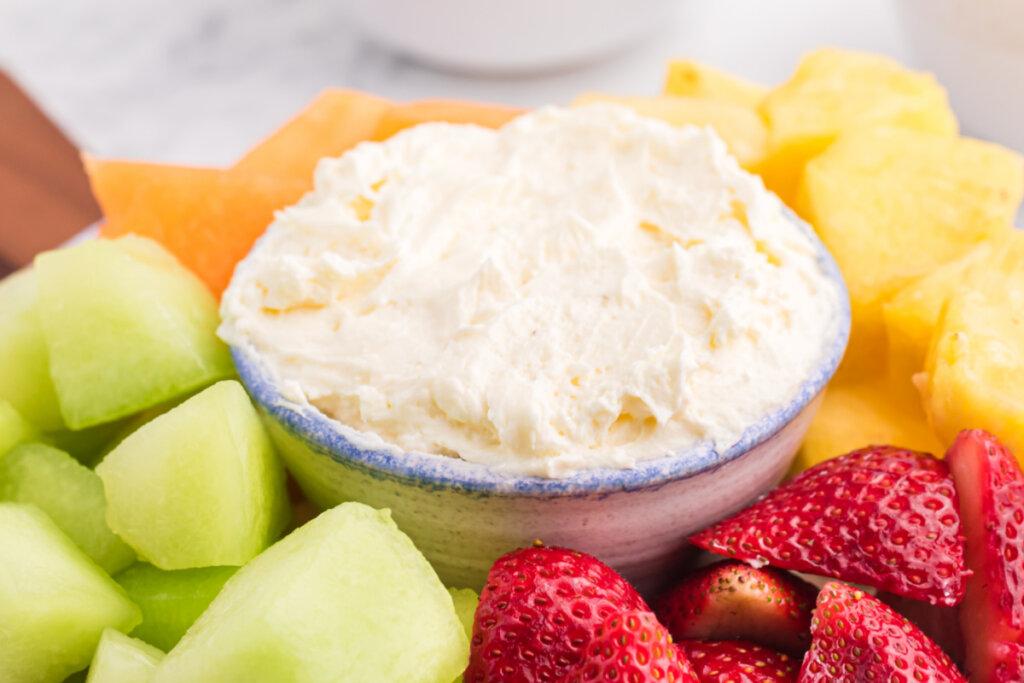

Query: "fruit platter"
<box><xmin>2</xmin><ymin>48</ymin><xmax>1024</xmax><ymax>682</ymax></box>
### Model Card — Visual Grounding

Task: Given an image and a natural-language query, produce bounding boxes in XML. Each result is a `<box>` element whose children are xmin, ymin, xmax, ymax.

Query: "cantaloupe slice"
<box><xmin>372</xmin><ymin>100</ymin><xmax>524</xmax><ymax>141</ymax></box>
<box><xmin>234</xmin><ymin>89</ymin><xmax>392</xmax><ymax>178</ymax></box>
<box><xmin>88</xmin><ymin>159</ymin><xmax>310</xmax><ymax>296</ymax></box>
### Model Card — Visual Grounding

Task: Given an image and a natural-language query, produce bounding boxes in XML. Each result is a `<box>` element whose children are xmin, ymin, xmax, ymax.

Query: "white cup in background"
<box><xmin>895</xmin><ymin>0</ymin><xmax>1024</xmax><ymax>153</ymax></box>
<box><xmin>338</xmin><ymin>0</ymin><xmax>673</xmax><ymax>75</ymax></box>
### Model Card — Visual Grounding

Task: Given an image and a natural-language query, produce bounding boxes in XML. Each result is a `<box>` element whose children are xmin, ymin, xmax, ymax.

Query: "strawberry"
<box><xmin>946</xmin><ymin>429</ymin><xmax>1024</xmax><ymax>682</ymax></box>
<box><xmin>877</xmin><ymin>592</ymin><xmax>964</xmax><ymax>670</ymax></box>
<box><xmin>690</xmin><ymin>445</ymin><xmax>967</xmax><ymax>606</ymax></box>
<box><xmin>799</xmin><ymin>581</ymin><xmax>966</xmax><ymax>682</ymax></box>
<box><xmin>573</xmin><ymin>610</ymin><xmax>699</xmax><ymax>683</ymax></box>
<box><xmin>679</xmin><ymin>640</ymin><xmax>798</xmax><ymax>682</ymax></box>
<box><xmin>655</xmin><ymin>560</ymin><xmax>817</xmax><ymax>656</ymax></box>
<box><xmin>466</xmin><ymin>546</ymin><xmax>650</xmax><ymax>682</ymax></box>
<box><xmin>993</xmin><ymin>641</ymin><xmax>1024</xmax><ymax>683</ymax></box>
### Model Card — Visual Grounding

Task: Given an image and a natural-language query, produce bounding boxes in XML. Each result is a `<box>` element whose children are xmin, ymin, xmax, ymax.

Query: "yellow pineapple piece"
<box><xmin>663</xmin><ymin>59</ymin><xmax>768</xmax><ymax>107</ymax></box>
<box><xmin>573</xmin><ymin>94</ymin><xmax>767</xmax><ymax>170</ymax></box>
<box><xmin>919</xmin><ymin>241</ymin><xmax>1024</xmax><ymax>464</ymax></box>
<box><xmin>760</xmin><ymin>48</ymin><xmax>958</xmax><ymax>205</ymax></box>
<box><xmin>798</xmin><ymin>126</ymin><xmax>1022</xmax><ymax>377</ymax></box>
<box><xmin>883</xmin><ymin>240</ymin><xmax>996</xmax><ymax>385</ymax></box>
<box><xmin>794</xmin><ymin>376</ymin><xmax>943</xmax><ymax>476</ymax></box>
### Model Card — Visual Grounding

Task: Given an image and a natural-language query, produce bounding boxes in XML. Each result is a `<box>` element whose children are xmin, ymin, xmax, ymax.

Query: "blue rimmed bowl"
<box><xmin>232</xmin><ymin>214</ymin><xmax>850</xmax><ymax>596</ymax></box>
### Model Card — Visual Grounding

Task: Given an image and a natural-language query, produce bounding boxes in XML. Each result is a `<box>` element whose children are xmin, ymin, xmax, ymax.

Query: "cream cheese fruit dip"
<box><xmin>219</xmin><ymin>104</ymin><xmax>841</xmax><ymax>478</ymax></box>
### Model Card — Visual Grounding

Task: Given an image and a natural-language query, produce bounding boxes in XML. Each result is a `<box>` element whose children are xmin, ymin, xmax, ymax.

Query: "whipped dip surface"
<box><xmin>219</xmin><ymin>105</ymin><xmax>840</xmax><ymax>478</ymax></box>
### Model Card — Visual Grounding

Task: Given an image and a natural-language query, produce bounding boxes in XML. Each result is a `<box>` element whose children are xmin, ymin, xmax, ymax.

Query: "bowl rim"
<box><xmin>232</xmin><ymin>209</ymin><xmax>850</xmax><ymax>496</ymax></box>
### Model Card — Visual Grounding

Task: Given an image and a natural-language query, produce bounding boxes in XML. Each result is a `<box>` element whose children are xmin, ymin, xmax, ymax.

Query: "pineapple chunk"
<box><xmin>573</xmin><ymin>93</ymin><xmax>767</xmax><ymax>169</ymax></box>
<box><xmin>760</xmin><ymin>48</ymin><xmax>958</xmax><ymax>205</ymax></box>
<box><xmin>798</xmin><ymin>127</ymin><xmax>1023</xmax><ymax>377</ymax></box>
<box><xmin>795</xmin><ymin>376</ymin><xmax>943</xmax><ymax>475</ymax></box>
<box><xmin>919</xmin><ymin>241</ymin><xmax>1024</xmax><ymax>463</ymax></box>
<box><xmin>883</xmin><ymin>240</ymin><xmax>997</xmax><ymax>384</ymax></box>
<box><xmin>663</xmin><ymin>59</ymin><xmax>768</xmax><ymax>107</ymax></box>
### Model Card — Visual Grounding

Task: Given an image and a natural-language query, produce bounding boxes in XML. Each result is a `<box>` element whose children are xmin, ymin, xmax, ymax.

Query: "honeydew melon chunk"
<box><xmin>85</xmin><ymin>629</ymin><xmax>164</xmax><ymax>683</ymax></box>
<box><xmin>0</xmin><ymin>443</ymin><xmax>135</xmax><ymax>574</ymax></box>
<box><xmin>0</xmin><ymin>503</ymin><xmax>141</xmax><ymax>683</ymax></box>
<box><xmin>0</xmin><ymin>268</ymin><xmax>65</xmax><ymax>430</ymax></box>
<box><xmin>447</xmin><ymin>588</ymin><xmax>478</xmax><ymax>683</ymax></box>
<box><xmin>153</xmin><ymin>503</ymin><xmax>470</xmax><ymax>683</ymax></box>
<box><xmin>0</xmin><ymin>401</ymin><xmax>37</xmax><ymax>457</ymax></box>
<box><xmin>116</xmin><ymin>563</ymin><xmax>237</xmax><ymax>651</ymax></box>
<box><xmin>97</xmin><ymin>380</ymin><xmax>288</xmax><ymax>569</ymax></box>
<box><xmin>34</xmin><ymin>235</ymin><xmax>234</xmax><ymax>429</ymax></box>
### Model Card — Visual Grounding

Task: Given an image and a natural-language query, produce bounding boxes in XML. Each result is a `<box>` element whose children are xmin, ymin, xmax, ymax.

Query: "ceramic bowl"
<box><xmin>232</xmin><ymin>211</ymin><xmax>850</xmax><ymax>596</ymax></box>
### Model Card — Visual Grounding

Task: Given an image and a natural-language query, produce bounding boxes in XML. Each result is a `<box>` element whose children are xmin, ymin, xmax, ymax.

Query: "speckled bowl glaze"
<box><xmin>233</xmin><ymin>211</ymin><xmax>850</xmax><ymax>596</ymax></box>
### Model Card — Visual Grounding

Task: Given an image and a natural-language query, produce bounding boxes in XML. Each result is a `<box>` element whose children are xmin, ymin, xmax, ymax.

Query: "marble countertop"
<box><xmin>0</xmin><ymin>1</ymin><xmax>909</xmax><ymax>166</ymax></box>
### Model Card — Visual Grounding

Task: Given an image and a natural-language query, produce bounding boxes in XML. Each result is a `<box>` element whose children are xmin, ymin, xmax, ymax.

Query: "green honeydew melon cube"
<box><xmin>0</xmin><ymin>443</ymin><xmax>134</xmax><ymax>574</ymax></box>
<box><xmin>97</xmin><ymin>380</ymin><xmax>288</xmax><ymax>570</ymax></box>
<box><xmin>85</xmin><ymin>629</ymin><xmax>164</xmax><ymax>683</ymax></box>
<box><xmin>0</xmin><ymin>503</ymin><xmax>141</xmax><ymax>683</ymax></box>
<box><xmin>116</xmin><ymin>563</ymin><xmax>237</xmax><ymax>651</ymax></box>
<box><xmin>34</xmin><ymin>235</ymin><xmax>234</xmax><ymax>429</ymax></box>
<box><xmin>447</xmin><ymin>587</ymin><xmax>478</xmax><ymax>683</ymax></box>
<box><xmin>0</xmin><ymin>400</ymin><xmax>37</xmax><ymax>457</ymax></box>
<box><xmin>152</xmin><ymin>503</ymin><xmax>470</xmax><ymax>683</ymax></box>
<box><xmin>0</xmin><ymin>269</ymin><xmax>64</xmax><ymax>430</ymax></box>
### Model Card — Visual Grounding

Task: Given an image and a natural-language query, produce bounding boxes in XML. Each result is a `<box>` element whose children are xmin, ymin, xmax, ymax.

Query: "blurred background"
<box><xmin>0</xmin><ymin>0</ymin><xmax>1021</xmax><ymax>269</ymax></box>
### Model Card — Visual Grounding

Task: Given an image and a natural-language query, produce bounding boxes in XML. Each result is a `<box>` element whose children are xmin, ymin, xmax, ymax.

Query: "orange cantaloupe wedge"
<box><xmin>372</xmin><ymin>100</ymin><xmax>525</xmax><ymax>141</ymax></box>
<box><xmin>88</xmin><ymin>158</ymin><xmax>310</xmax><ymax>296</ymax></box>
<box><xmin>234</xmin><ymin>89</ymin><xmax>393</xmax><ymax>179</ymax></box>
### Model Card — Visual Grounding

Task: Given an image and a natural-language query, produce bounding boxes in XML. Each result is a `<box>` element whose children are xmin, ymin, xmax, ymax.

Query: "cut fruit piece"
<box><xmin>152</xmin><ymin>503</ymin><xmax>469</xmax><ymax>683</ymax></box>
<box><xmin>760</xmin><ymin>47</ymin><xmax>958</xmax><ymax>205</ymax></box>
<box><xmin>797</xmin><ymin>127</ymin><xmax>1022</xmax><ymax>377</ymax></box>
<box><xmin>88</xmin><ymin>160</ymin><xmax>310</xmax><ymax>297</ymax></box>
<box><xmin>372</xmin><ymin>100</ymin><xmax>524</xmax><ymax>141</ymax></box>
<box><xmin>577</xmin><ymin>610</ymin><xmax>699</xmax><ymax>682</ymax></box>
<box><xmin>0</xmin><ymin>268</ymin><xmax>65</xmax><ymax>430</ymax></box>
<box><xmin>655</xmin><ymin>560</ymin><xmax>817</xmax><ymax>656</ymax></box>
<box><xmin>116</xmin><ymin>563</ymin><xmax>237</xmax><ymax>651</ymax></box>
<box><xmin>35</xmin><ymin>236</ymin><xmax>235</xmax><ymax>429</ymax></box>
<box><xmin>794</xmin><ymin>375</ymin><xmax>942</xmax><ymax>474</ymax></box>
<box><xmin>234</xmin><ymin>89</ymin><xmax>392</xmax><ymax>178</ymax></box>
<box><xmin>0</xmin><ymin>503</ymin><xmax>141</xmax><ymax>683</ymax></box>
<box><xmin>800</xmin><ymin>582</ymin><xmax>965</xmax><ymax>682</ymax></box>
<box><xmin>467</xmin><ymin>546</ymin><xmax>650</xmax><ymax>681</ymax></box>
<box><xmin>448</xmin><ymin>588</ymin><xmax>477</xmax><ymax>642</ymax></box>
<box><xmin>574</xmin><ymin>93</ymin><xmax>768</xmax><ymax>169</ymax></box>
<box><xmin>883</xmin><ymin>239</ymin><xmax>997</xmax><ymax>384</ymax></box>
<box><xmin>0</xmin><ymin>443</ymin><xmax>134</xmax><ymax>574</ymax></box>
<box><xmin>447</xmin><ymin>588</ymin><xmax>477</xmax><ymax>683</ymax></box>
<box><xmin>919</xmin><ymin>240</ymin><xmax>1024</xmax><ymax>461</ymax></box>
<box><xmin>46</xmin><ymin>418</ymin><xmax>136</xmax><ymax>468</ymax></box>
<box><xmin>946</xmin><ymin>430</ymin><xmax>1024</xmax><ymax>682</ymax></box>
<box><xmin>692</xmin><ymin>446</ymin><xmax>966</xmax><ymax>606</ymax></box>
<box><xmin>664</xmin><ymin>59</ymin><xmax>768</xmax><ymax>106</ymax></box>
<box><xmin>97</xmin><ymin>380</ymin><xmax>287</xmax><ymax>570</ymax></box>
<box><xmin>0</xmin><ymin>401</ymin><xmax>36</xmax><ymax>458</ymax></box>
<box><xmin>679</xmin><ymin>640</ymin><xmax>798</xmax><ymax>682</ymax></box>
<box><xmin>85</xmin><ymin>629</ymin><xmax>164</xmax><ymax>683</ymax></box>
<box><xmin>877</xmin><ymin>592</ymin><xmax>964</xmax><ymax>670</ymax></box>
<box><xmin>994</xmin><ymin>642</ymin><xmax>1024</xmax><ymax>683</ymax></box>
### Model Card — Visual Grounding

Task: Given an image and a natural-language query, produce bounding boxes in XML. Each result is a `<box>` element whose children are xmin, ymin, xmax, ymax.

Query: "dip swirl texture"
<box><xmin>219</xmin><ymin>105</ymin><xmax>840</xmax><ymax>478</ymax></box>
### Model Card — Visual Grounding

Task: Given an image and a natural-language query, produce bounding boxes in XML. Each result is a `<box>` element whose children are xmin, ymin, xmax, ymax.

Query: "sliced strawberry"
<box><xmin>466</xmin><ymin>546</ymin><xmax>649</xmax><ymax>682</ymax></box>
<box><xmin>655</xmin><ymin>560</ymin><xmax>817</xmax><ymax>656</ymax></box>
<box><xmin>690</xmin><ymin>446</ymin><xmax>967</xmax><ymax>606</ymax></box>
<box><xmin>877</xmin><ymin>592</ymin><xmax>964</xmax><ymax>669</ymax></box>
<box><xmin>993</xmin><ymin>641</ymin><xmax>1024</xmax><ymax>683</ymax></box>
<box><xmin>799</xmin><ymin>581</ymin><xmax>966</xmax><ymax>682</ymax></box>
<box><xmin>680</xmin><ymin>640</ymin><xmax>798</xmax><ymax>682</ymax></box>
<box><xmin>946</xmin><ymin>429</ymin><xmax>1024</xmax><ymax>682</ymax></box>
<box><xmin>573</xmin><ymin>610</ymin><xmax>699</xmax><ymax>683</ymax></box>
